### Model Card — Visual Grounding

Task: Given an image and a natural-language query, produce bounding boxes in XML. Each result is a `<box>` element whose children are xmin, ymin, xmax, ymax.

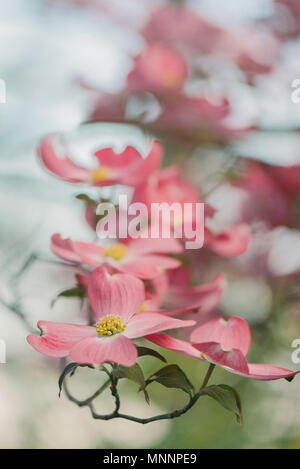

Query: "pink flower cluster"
<box><xmin>28</xmin><ymin>136</ymin><xmax>299</xmax><ymax>382</ymax></box>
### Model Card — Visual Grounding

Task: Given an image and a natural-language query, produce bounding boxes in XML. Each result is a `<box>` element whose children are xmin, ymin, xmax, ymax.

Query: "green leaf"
<box><xmin>136</xmin><ymin>346</ymin><xmax>167</xmax><ymax>363</ymax></box>
<box><xmin>146</xmin><ymin>364</ymin><xmax>194</xmax><ymax>396</ymax></box>
<box><xmin>58</xmin><ymin>362</ymin><xmax>80</xmax><ymax>397</ymax></box>
<box><xmin>200</xmin><ymin>384</ymin><xmax>243</xmax><ymax>424</ymax></box>
<box><xmin>75</xmin><ymin>193</ymin><xmax>98</xmax><ymax>209</ymax></box>
<box><xmin>58</xmin><ymin>362</ymin><xmax>94</xmax><ymax>397</ymax></box>
<box><xmin>115</xmin><ymin>363</ymin><xmax>150</xmax><ymax>405</ymax></box>
<box><xmin>51</xmin><ymin>286</ymin><xmax>85</xmax><ymax>307</ymax></box>
<box><xmin>115</xmin><ymin>363</ymin><xmax>145</xmax><ymax>387</ymax></box>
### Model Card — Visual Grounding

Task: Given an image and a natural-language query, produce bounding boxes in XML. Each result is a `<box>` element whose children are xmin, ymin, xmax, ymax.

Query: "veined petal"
<box><xmin>244</xmin><ymin>364</ymin><xmax>299</xmax><ymax>381</ymax></box>
<box><xmin>87</xmin><ymin>267</ymin><xmax>145</xmax><ymax>322</ymax></box>
<box><xmin>69</xmin><ymin>334</ymin><xmax>137</xmax><ymax>366</ymax></box>
<box><xmin>27</xmin><ymin>321</ymin><xmax>95</xmax><ymax>358</ymax></box>
<box><xmin>124</xmin><ymin>312</ymin><xmax>195</xmax><ymax>338</ymax></box>
<box><xmin>146</xmin><ymin>333</ymin><xmax>202</xmax><ymax>359</ymax></box>
<box><xmin>193</xmin><ymin>342</ymin><xmax>249</xmax><ymax>374</ymax></box>
<box><xmin>190</xmin><ymin>316</ymin><xmax>251</xmax><ymax>356</ymax></box>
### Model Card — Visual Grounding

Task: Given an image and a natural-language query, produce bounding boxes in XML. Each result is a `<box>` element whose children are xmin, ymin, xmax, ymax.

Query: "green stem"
<box><xmin>199</xmin><ymin>363</ymin><xmax>216</xmax><ymax>391</ymax></box>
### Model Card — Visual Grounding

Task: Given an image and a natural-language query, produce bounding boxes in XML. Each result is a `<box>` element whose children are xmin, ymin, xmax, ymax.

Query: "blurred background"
<box><xmin>0</xmin><ymin>0</ymin><xmax>300</xmax><ymax>449</ymax></box>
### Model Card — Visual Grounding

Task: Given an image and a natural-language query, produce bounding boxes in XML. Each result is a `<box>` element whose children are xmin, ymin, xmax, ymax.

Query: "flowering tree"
<box><xmin>21</xmin><ymin>0</ymin><xmax>300</xmax><ymax>427</ymax></box>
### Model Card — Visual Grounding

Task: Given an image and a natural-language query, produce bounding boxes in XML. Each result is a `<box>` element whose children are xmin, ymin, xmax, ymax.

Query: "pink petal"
<box><xmin>38</xmin><ymin>135</ymin><xmax>89</xmax><ymax>182</ymax></box>
<box><xmin>119</xmin><ymin>255</ymin><xmax>181</xmax><ymax>279</ymax></box>
<box><xmin>193</xmin><ymin>342</ymin><xmax>249</xmax><ymax>374</ymax></box>
<box><xmin>75</xmin><ymin>273</ymin><xmax>90</xmax><ymax>290</ymax></box>
<box><xmin>72</xmin><ymin>241</ymin><xmax>103</xmax><ymax>266</ymax></box>
<box><xmin>127</xmin><ymin>236</ymin><xmax>183</xmax><ymax>257</ymax></box>
<box><xmin>190</xmin><ymin>315</ymin><xmax>251</xmax><ymax>356</ymax></box>
<box><xmin>164</xmin><ymin>274</ymin><xmax>226</xmax><ymax>316</ymax></box>
<box><xmin>87</xmin><ymin>267</ymin><xmax>145</xmax><ymax>322</ymax></box>
<box><xmin>124</xmin><ymin>312</ymin><xmax>195</xmax><ymax>338</ymax></box>
<box><xmin>207</xmin><ymin>223</ymin><xmax>251</xmax><ymax>257</ymax></box>
<box><xmin>27</xmin><ymin>321</ymin><xmax>95</xmax><ymax>358</ymax></box>
<box><xmin>143</xmin><ymin>273</ymin><xmax>169</xmax><ymax>311</ymax></box>
<box><xmin>51</xmin><ymin>234</ymin><xmax>80</xmax><ymax>263</ymax></box>
<box><xmin>69</xmin><ymin>334</ymin><xmax>137</xmax><ymax>366</ymax></box>
<box><xmin>122</xmin><ymin>140</ymin><xmax>163</xmax><ymax>186</ymax></box>
<box><xmin>245</xmin><ymin>364</ymin><xmax>299</xmax><ymax>381</ymax></box>
<box><xmin>94</xmin><ymin>146</ymin><xmax>142</xmax><ymax>168</ymax></box>
<box><xmin>146</xmin><ymin>333</ymin><xmax>202</xmax><ymax>359</ymax></box>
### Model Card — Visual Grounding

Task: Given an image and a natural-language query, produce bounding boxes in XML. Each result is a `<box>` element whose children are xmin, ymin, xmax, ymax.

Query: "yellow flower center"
<box><xmin>91</xmin><ymin>166</ymin><xmax>110</xmax><ymax>183</ymax></box>
<box><xmin>103</xmin><ymin>242</ymin><xmax>127</xmax><ymax>261</ymax></box>
<box><xmin>139</xmin><ymin>303</ymin><xmax>147</xmax><ymax>312</ymax></box>
<box><xmin>95</xmin><ymin>315</ymin><xmax>127</xmax><ymax>336</ymax></box>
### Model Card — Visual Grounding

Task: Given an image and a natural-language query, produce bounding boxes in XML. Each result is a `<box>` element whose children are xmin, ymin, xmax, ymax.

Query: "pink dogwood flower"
<box><xmin>38</xmin><ymin>134</ymin><xmax>162</xmax><ymax>187</ymax></box>
<box><xmin>27</xmin><ymin>267</ymin><xmax>195</xmax><ymax>367</ymax></box>
<box><xmin>190</xmin><ymin>316</ymin><xmax>299</xmax><ymax>381</ymax></box>
<box><xmin>146</xmin><ymin>316</ymin><xmax>299</xmax><ymax>381</ymax></box>
<box><xmin>127</xmin><ymin>44</ymin><xmax>188</xmax><ymax>95</ymax></box>
<box><xmin>132</xmin><ymin>165</ymin><xmax>251</xmax><ymax>257</ymax></box>
<box><xmin>153</xmin><ymin>93</ymin><xmax>255</xmax><ymax>143</ymax></box>
<box><xmin>51</xmin><ymin>233</ymin><xmax>183</xmax><ymax>279</ymax></box>
<box><xmin>205</xmin><ymin>223</ymin><xmax>252</xmax><ymax>258</ymax></box>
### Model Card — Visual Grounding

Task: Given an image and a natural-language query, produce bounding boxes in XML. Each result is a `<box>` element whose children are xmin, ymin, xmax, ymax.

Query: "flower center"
<box><xmin>91</xmin><ymin>166</ymin><xmax>110</xmax><ymax>183</ymax></box>
<box><xmin>103</xmin><ymin>242</ymin><xmax>127</xmax><ymax>260</ymax></box>
<box><xmin>95</xmin><ymin>315</ymin><xmax>127</xmax><ymax>336</ymax></box>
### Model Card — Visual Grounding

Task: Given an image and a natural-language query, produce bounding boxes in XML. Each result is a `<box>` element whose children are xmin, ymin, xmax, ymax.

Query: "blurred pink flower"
<box><xmin>144</xmin><ymin>266</ymin><xmax>226</xmax><ymax>320</ymax></box>
<box><xmin>38</xmin><ymin>134</ymin><xmax>162</xmax><ymax>186</ymax></box>
<box><xmin>51</xmin><ymin>233</ymin><xmax>182</xmax><ymax>279</ymax></box>
<box><xmin>205</xmin><ymin>223</ymin><xmax>252</xmax><ymax>258</ymax></box>
<box><xmin>154</xmin><ymin>94</ymin><xmax>255</xmax><ymax>142</ymax></box>
<box><xmin>142</xmin><ymin>4</ymin><xmax>223</xmax><ymax>54</ymax></box>
<box><xmin>127</xmin><ymin>44</ymin><xmax>188</xmax><ymax>95</ymax></box>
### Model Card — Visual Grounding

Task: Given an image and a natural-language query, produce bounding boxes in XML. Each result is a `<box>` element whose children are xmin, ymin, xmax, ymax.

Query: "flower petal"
<box><xmin>124</xmin><ymin>312</ymin><xmax>195</xmax><ymax>338</ymax></box>
<box><xmin>94</xmin><ymin>146</ymin><xmax>142</xmax><ymax>168</ymax></box>
<box><xmin>51</xmin><ymin>234</ymin><xmax>80</xmax><ymax>263</ymax></box>
<box><xmin>206</xmin><ymin>223</ymin><xmax>251</xmax><ymax>257</ymax></box>
<box><xmin>122</xmin><ymin>140</ymin><xmax>163</xmax><ymax>186</ymax></box>
<box><xmin>69</xmin><ymin>334</ymin><xmax>137</xmax><ymax>366</ymax></box>
<box><xmin>193</xmin><ymin>342</ymin><xmax>249</xmax><ymax>374</ymax></box>
<box><xmin>38</xmin><ymin>135</ymin><xmax>89</xmax><ymax>182</ymax></box>
<box><xmin>127</xmin><ymin>236</ymin><xmax>183</xmax><ymax>257</ymax></box>
<box><xmin>27</xmin><ymin>321</ymin><xmax>95</xmax><ymax>358</ymax></box>
<box><xmin>190</xmin><ymin>315</ymin><xmax>251</xmax><ymax>356</ymax></box>
<box><xmin>146</xmin><ymin>333</ymin><xmax>202</xmax><ymax>359</ymax></box>
<box><xmin>87</xmin><ymin>267</ymin><xmax>145</xmax><ymax>322</ymax></box>
<box><xmin>72</xmin><ymin>241</ymin><xmax>103</xmax><ymax>266</ymax></box>
<box><xmin>119</xmin><ymin>255</ymin><xmax>181</xmax><ymax>279</ymax></box>
<box><xmin>164</xmin><ymin>273</ymin><xmax>226</xmax><ymax>317</ymax></box>
<box><xmin>245</xmin><ymin>364</ymin><xmax>299</xmax><ymax>381</ymax></box>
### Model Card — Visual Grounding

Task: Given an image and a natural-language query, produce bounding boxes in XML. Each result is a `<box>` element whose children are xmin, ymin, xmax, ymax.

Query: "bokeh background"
<box><xmin>0</xmin><ymin>0</ymin><xmax>300</xmax><ymax>449</ymax></box>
